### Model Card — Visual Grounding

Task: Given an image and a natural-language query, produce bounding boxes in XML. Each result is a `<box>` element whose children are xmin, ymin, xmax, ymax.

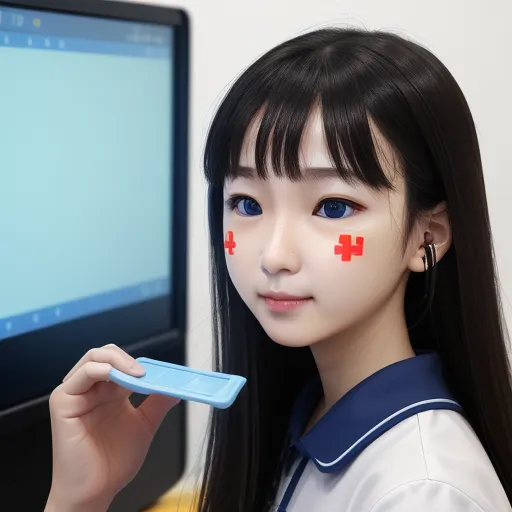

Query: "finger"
<box><xmin>92</xmin><ymin>380</ymin><xmax>132</xmax><ymax>404</ymax></box>
<box><xmin>61</xmin><ymin>361</ymin><xmax>113</xmax><ymax>395</ymax></box>
<box><xmin>51</xmin><ymin>381</ymin><xmax>131</xmax><ymax>419</ymax></box>
<box><xmin>83</xmin><ymin>380</ymin><xmax>133</xmax><ymax>408</ymax></box>
<box><xmin>63</xmin><ymin>344</ymin><xmax>144</xmax><ymax>382</ymax></box>
<box><xmin>138</xmin><ymin>394</ymin><xmax>180</xmax><ymax>431</ymax></box>
<box><xmin>63</xmin><ymin>344</ymin><xmax>141</xmax><ymax>382</ymax></box>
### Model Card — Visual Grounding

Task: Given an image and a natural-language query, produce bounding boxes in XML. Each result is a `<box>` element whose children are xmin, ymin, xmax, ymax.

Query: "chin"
<box><xmin>248</xmin><ymin>298</ymin><xmax>342</xmax><ymax>348</ymax></box>
<box><xmin>259</xmin><ymin>322</ymin><xmax>327</xmax><ymax>348</ymax></box>
<box><xmin>269</xmin><ymin>334</ymin><xmax>314</xmax><ymax>348</ymax></box>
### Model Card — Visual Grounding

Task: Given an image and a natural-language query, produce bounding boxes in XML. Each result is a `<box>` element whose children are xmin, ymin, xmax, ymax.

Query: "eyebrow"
<box><xmin>228</xmin><ymin>165</ymin><xmax>343</xmax><ymax>182</ymax></box>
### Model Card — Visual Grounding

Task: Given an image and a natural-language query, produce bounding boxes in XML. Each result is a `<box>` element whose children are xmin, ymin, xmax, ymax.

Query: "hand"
<box><xmin>45</xmin><ymin>344</ymin><xmax>180</xmax><ymax>510</ymax></box>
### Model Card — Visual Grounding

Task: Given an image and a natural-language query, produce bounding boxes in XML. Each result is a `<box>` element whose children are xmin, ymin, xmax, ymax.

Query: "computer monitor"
<box><xmin>0</xmin><ymin>1</ymin><xmax>189</xmax><ymax>510</ymax></box>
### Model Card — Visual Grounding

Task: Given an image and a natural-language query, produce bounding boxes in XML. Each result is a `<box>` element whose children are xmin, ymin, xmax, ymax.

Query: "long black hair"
<box><xmin>198</xmin><ymin>28</ymin><xmax>512</xmax><ymax>511</ymax></box>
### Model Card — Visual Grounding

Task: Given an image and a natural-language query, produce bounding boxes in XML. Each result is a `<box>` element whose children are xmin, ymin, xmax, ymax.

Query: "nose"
<box><xmin>259</xmin><ymin>220</ymin><xmax>301</xmax><ymax>276</ymax></box>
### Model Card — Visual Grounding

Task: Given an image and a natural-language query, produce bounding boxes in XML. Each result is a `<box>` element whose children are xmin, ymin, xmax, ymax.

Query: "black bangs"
<box><xmin>203</xmin><ymin>29</ymin><xmax>394</xmax><ymax>190</ymax></box>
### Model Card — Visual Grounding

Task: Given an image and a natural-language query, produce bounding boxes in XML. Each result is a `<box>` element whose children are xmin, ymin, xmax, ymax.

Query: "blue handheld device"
<box><xmin>109</xmin><ymin>357</ymin><xmax>246</xmax><ymax>409</ymax></box>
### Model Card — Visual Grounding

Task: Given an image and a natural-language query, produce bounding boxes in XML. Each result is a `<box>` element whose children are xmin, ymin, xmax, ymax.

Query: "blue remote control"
<box><xmin>109</xmin><ymin>357</ymin><xmax>246</xmax><ymax>409</ymax></box>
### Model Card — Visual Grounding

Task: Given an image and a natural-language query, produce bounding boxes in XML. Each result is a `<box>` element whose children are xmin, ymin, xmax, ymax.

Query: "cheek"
<box><xmin>308</xmin><ymin>229</ymin><xmax>405</xmax><ymax>308</ymax></box>
<box><xmin>308</xmin><ymin>233</ymin><xmax>370</xmax><ymax>292</ymax></box>
<box><xmin>223</xmin><ymin>230</ymin><xmax>237</xmax><ymax>256</ymax></box>
<box><xmin>223</xmin><ymin>228</ymin><xmax>258</xmax><ymax>295</ymax></box>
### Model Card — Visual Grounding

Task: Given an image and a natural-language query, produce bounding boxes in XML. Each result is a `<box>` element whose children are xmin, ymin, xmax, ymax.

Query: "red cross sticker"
<box><xmin>224</xmin><ymin>230</ymin><xmax>236</xmax><ymax>255</ymax></box>
<box><xmin>334</xmin><ymin>234</ymin><xmax>364</xmax><ymax>262</ymax></box>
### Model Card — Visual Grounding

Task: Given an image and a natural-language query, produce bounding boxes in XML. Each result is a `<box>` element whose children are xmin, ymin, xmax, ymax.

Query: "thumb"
<box><xmin>138</xmin><ymin>394</ymin><xmax>181</xmax><ymax>431</ymax></box>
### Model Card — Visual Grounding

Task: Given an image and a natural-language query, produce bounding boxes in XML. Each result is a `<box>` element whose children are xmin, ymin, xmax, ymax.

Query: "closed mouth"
<box><xmin>260</xmin><ymin>292</ymin><xmax>312</xmax><ymax>301</ymax></box>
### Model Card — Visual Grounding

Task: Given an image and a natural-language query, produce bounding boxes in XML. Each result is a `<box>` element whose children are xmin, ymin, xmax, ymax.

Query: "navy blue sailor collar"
<box><xmin>288</xmin><ymin>352</ymin><xmax>464</xmax><ymax>474</ymax></box>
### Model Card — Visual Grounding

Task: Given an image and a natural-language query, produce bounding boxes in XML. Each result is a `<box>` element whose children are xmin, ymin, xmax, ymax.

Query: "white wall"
<box><xmin>123</xmin><ymin>0</ymin><xmax>512</xmax><ymax>489</ymax></box>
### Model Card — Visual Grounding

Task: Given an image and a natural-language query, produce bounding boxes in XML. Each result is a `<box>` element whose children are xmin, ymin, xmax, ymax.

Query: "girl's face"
<box><xmin>223</xmin><ymin>110</ymin><xmax>426</xmax><ymax>348</ymax></box>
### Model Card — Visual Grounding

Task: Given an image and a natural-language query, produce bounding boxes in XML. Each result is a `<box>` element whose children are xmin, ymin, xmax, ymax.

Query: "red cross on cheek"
<box><xmin>224</xmin><ymin>230</ymin><xmax>236</xmax><ymax>255</ymax></box>
<box><xmin>334</xmin><ymin>234</ymin><xmax>364</xmax><ymax>262</ymax></box>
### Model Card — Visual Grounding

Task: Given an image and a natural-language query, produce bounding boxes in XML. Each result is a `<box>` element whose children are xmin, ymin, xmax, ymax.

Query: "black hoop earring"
<box><xmin>422</xmin><ymin>233</ymin><xmax>438</xmax><ymax>310</ymax></box>
<box><xmin>409</xmin><ymin>233</ymin><xmax>439</xmax><ymax>332</ymax></box>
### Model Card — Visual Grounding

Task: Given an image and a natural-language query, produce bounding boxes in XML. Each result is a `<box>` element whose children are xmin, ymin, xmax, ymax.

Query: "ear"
<box><xmin>408</xmin><ymin>202</ymin><xmax>452</xmax><ymax>273</ymax></box>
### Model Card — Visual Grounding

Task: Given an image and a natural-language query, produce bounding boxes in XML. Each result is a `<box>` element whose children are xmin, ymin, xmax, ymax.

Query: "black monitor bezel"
<box><xmin>0</xmin><ymin>0</ymin><xmax>189</xmax><ymax>412</ymax></box>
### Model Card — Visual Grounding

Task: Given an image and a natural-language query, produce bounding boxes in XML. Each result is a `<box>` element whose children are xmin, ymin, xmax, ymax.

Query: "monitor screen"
<box><xmin>0</xmin><ymin>6</ymin><xmax>174</xmax><ymax>341</ymax></box>
<box><xmin>0</xmin><ymin>0</ymin><xmax>188</xmax><ymax>414</ymax></box>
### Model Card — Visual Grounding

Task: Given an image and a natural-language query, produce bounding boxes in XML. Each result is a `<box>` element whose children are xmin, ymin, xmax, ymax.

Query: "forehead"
<box><xmin>235</xmin><ymin>107</ymin><xmax>399</xmax><ymax>184</ymax></box>
<box><xmin>239</xmin><ymin>108</ymin><xmax>331</xmax><ymax>170</ymax></box>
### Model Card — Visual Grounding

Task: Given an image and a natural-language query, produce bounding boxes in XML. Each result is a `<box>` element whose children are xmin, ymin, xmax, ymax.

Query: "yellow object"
<box><xmin>145</xmin><ymin>490</ymin><xmax>196</xmax><ymax>512</ymax></box>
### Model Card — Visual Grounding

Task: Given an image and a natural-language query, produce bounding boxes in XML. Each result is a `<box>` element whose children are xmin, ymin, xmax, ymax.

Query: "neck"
<box><xmin>310</xmin><ymin>290</ymin><xmax>415</xmax><ymax>413</ymax></box>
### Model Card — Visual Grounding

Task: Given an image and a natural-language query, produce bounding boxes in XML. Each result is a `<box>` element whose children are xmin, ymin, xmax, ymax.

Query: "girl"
<box><xmin>45</xmin><ymin>28</ymin><xmax>512</xmax><ymax>512</ymax></box>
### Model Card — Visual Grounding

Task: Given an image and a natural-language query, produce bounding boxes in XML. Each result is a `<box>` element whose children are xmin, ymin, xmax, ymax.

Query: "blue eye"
<box><xmin>229</xmin><ymin>196</ymin><xmax>262</xmax><ymax>216</ymax></box>
<box><xmin>316</xmin><ymin>199</ymin><xmax>355</xmax><ymax>219</ymax></box>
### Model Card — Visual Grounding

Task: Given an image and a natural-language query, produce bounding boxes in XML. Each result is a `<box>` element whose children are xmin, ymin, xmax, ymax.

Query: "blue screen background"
<box><xmin>0</xmin><ymin>7</ymin><xmax>173</xmax><ymax>340</ymax></box>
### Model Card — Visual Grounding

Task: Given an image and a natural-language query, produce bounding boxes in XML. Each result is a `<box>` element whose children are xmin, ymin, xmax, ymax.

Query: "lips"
<box><xmin>259</xmin><ymin>292</ymin><xmax>313</xmax><ymax>312</ymax></box>
<box><xmin>260</xmin><ymin>292</ymin><xmax>311</xmax><ymax>301</ymax></box>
